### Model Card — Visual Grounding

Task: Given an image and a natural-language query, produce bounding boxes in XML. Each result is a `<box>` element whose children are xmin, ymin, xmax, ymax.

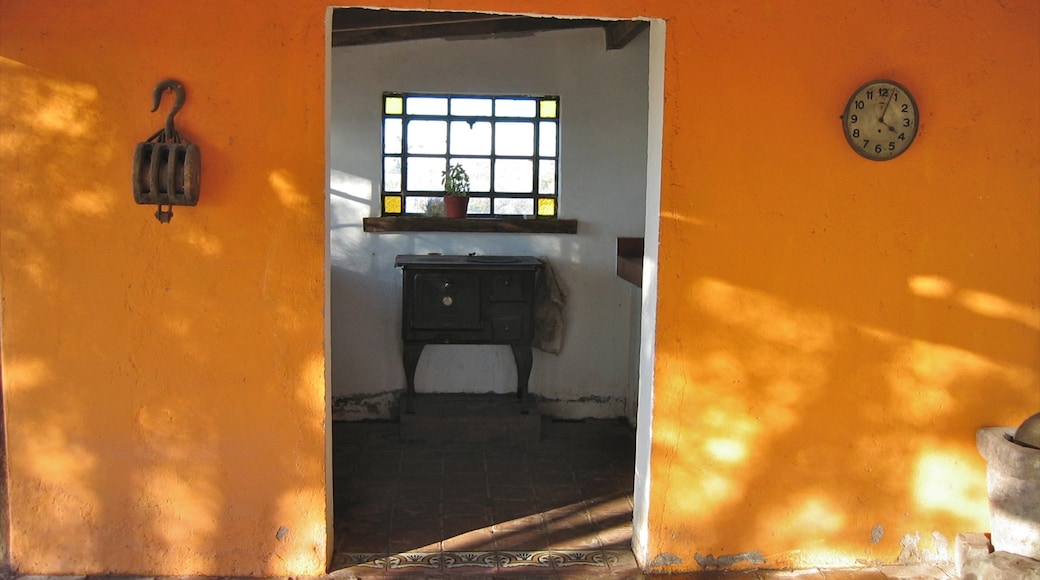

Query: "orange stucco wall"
<box><xmin>646</xmin><ymin>0</ymin><xmax>1040</xmax><ymax>572</ymax></box>
<box><xmin>0</xmin><ymin>1</ymin><xmax>329</xmax><ymax>575</ymax></box>
<box><xmin>1</xmin><ymin>0</ymin><xmax>1037</xmax><ymax>576</ymax></box>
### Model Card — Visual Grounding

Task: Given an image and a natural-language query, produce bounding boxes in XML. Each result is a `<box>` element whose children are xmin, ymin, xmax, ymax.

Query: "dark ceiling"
<box><xmin>331</xmin><ymin>9</ymin><xmax>649</xmax><ymax>50</ymax></box>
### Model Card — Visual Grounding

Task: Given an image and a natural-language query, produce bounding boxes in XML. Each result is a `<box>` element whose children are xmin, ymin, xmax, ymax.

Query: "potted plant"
<box><xmin>441</xmin><ymin>163</ymin><xmax>470</xmax><ymax>218</ymax></box>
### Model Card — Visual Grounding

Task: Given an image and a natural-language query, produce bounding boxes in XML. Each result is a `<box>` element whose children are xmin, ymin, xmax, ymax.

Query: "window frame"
<box><xmin>380</xmin><ymin>92</ymin><xmax>561</xmax><ymax>219</ymax></box>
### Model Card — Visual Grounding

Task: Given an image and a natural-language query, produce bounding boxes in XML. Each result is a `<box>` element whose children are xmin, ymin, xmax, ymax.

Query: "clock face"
<box><xmin>842</xmin><ymin>80</ymin><xmax>918</xmax><ymax>160</ymax></box>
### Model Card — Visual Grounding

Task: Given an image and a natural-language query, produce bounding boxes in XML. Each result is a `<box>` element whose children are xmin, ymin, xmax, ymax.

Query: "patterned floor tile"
<box><xmin>550</xmin><ymin>549</ymin><xmax>612</xmax><ymax>568</ymax></box>
<box><xmin>497</xmin><ymin>550</ymin><xmax>557</xmax><ymax>568</ymax></box>
<box><xmin>336</xmin><ymin>552</ymin><xmax>388</xmax><ymax>570</ymax></box>
<box><xmin>441</xmin><ymin>551</ymin><xmax>499</xmax><ymax>570</ymax></box>
<box><xmin>386</xmin><ymin>551</ymin><xmax>443</xmax><ymax>570</ymax></box>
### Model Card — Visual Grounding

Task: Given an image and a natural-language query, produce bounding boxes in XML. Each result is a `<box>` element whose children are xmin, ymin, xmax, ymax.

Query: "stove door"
<box><xmin>410</xmin><ymin>272</ymin><xmax>481</xmax><ymax>330</ymax></box>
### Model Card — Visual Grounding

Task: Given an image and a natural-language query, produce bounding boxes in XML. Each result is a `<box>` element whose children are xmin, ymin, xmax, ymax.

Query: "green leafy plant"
<box><xmin>441</xmin><ymin>163</ymin><xmax>470</xmax><ymax>197</ymax></box>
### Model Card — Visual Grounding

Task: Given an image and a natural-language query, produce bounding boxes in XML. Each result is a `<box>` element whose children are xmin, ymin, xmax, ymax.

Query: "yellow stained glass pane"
<box><xmin>537</xmin><ymin>198</ymin><xmax>555</xmax><ymax>216</ymax></box>
<box><xmin>385</xmin><ymin>96</ymin><xmax>404</xmax><ymax>115</ymax></box>
<box><xmin>384</xmin><ymin>195</ymin><xmax>402</xmax><ymax>214</ymax></box>
<box><xmin>539</xmin><ymin>99</ymin><xmax>558</xmax><ymax>119</ymax></box>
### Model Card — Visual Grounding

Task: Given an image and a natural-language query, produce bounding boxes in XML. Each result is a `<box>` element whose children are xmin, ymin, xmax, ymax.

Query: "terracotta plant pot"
<box><xmin>444</xmin><ymin>196</ymin><xmax>469</xmax><ymax>218</ymax></box>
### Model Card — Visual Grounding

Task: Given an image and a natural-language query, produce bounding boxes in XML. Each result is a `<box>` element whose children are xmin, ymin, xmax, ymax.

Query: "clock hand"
<box><xmin>875</xmin><ymin>90</ymin><xmax>899</xmax><ymax>133</ymax></box>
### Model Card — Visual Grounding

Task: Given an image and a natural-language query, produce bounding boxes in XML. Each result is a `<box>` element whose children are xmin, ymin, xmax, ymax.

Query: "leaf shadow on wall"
<box><xmin>646</xmin><ymin>195</ymin><xmax>1039</xmax><ymax>570</ymax></box>
<box><xmin>0</xmin><ymin>58</ymin><xmax>328</xmax><ymax>575</ymax></box>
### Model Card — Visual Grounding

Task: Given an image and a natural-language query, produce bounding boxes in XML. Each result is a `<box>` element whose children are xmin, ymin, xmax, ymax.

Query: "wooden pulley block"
<box><xmin>132</xmin><ymin>141</ymin><xmax>201</xmax><ymax>206</ymax></box>
<box><xmin>132</xmin><ymin>79</ymin><xmax>201</xmax><ymax>222</ymax></box>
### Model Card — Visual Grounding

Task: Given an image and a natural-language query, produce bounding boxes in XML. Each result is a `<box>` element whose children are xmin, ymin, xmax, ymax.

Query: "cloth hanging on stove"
<box><xmin>533</xmin><ymin>257</ymin><xmax>566</xmax><ymax>354</ymax></box>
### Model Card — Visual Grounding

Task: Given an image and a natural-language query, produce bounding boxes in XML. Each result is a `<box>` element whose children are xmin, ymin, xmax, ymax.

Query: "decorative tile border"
<box><xmin>550</xmin><ymin>549</ymin><xmax>611</xmax><ymax>567</ymax></box>
<box><xmin>442</xmin><ymin>551</ymin><xmax>498</xmax><ymax>569</ymax></box>
<box><xmin>337</xmin><ymin>552</ymin><xmax>388</xmax><ymax>569</ymax></box>
<box><xmin>336</xmin><ymin>549</ymin><xmax>630</xmax><ymax>574</ymax></box>
<box><xmin>497</xmin><ymin>550</ymin><xmax>556</xmax><ymax>568</ymax></box>
<box><xmin>386</xmin><ymin>551</ymin><xmax>442</xmax><ymax>569</ymax></box>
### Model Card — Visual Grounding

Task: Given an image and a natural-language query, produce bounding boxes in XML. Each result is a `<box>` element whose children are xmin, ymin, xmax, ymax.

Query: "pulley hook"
<box><xmin>151</xmin><ymin>79</ymin><xmax>186</xmax><ymax>140</ymax></box>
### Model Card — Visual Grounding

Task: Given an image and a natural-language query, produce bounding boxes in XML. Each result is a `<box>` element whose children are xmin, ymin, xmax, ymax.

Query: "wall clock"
<box><xmin>842</xmin><ymin>79</ymin><xmax>918</xmax><ymax>160</ymax></box>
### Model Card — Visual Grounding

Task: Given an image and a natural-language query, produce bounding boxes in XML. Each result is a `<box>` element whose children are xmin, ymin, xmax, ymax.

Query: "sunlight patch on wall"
<box><xmin>24</xmin><ymin>422</ymin><xmax>97</xmax><ymax>489</ymax></box>
<box><xmin>173</xmin><ymin>229</ymin><xmax>224</xmax><ymax>257</ymax></box>
<box><xmin>690</xmin><ymin>278</ymin><xmax>837</xmax><ymax>354</ymax></box>
<box><xmin>297</xmin><ymin>353</ymin><xmax>329</xmax><ymax>417</ymax></box>
<box><xmin>0</xmin><ymin>58</ymin><xmax>99</xmax><ymax>147</ymax></box>
<box><xmin>142</xmin><ymin>468</ymin><xmax>219</xmax><ymax>571</ymax></box>
<box><xmin>761</xmin><ymin>494</ymin><xmax>847</xmax><ymax>550</ymax></box>
<box><xmin>270</xmin><ymin>169</ymin><xmax>307</xmax><ymax>210</ymax></box>
<box><xmin>2</xmin><ymin>357</ymin><xmax>52</xmax><ymax>392</ymax></box>
<box><xmin>59</xmin><ymin>188</ymin><xmax>115</xmax><ymax>218</ymax></box>
<box><xmin>703</xmin><ymin>437</ymin><xmax>747</xmax><ymax>464</ymax></box>
<box><xmin>270</xmin><ymin>490</ymin><xmax>329</xmax><ymax>575</ymax></box>
<box><xmin>895</xmin><ymin>338</ymin><xmax>1036</xmax><ymax>423</ymax></box>
<box><xmin>908</xmin><ymin>274</ymin><xmax>1040</xmax><ymax>330</ymax></box>
<box><xmin>907</xmin><ymin>275</ymin><xmax>955</xmax><ymax>299</ymax></box>
<box><xmin>914</xmin><ymin>446</ymin><xmax>989</xmax><ymax>524</ymax></box>
<box><xmin>959</xmin><ymin>288</ymin><xmax>1040</xmax><ymax>330</ymax></box>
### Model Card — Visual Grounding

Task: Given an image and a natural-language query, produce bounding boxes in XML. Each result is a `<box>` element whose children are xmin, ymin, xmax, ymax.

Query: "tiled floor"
<box><xmin>330</xmin><ymin>414</ymin><xmax>640</xmax><ymax>577</ymax></box>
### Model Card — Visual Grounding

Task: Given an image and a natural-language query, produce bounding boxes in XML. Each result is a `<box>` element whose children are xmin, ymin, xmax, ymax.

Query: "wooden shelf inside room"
<box><xmin>364</xmin><ymin>216</ymin><xmax>578</xmax><ymax>234</ymax></box>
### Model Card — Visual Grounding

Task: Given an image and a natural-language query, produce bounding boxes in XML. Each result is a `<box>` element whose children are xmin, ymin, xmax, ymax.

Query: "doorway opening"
<box><xmin>325</xmin><ymin>7</ymin><xmax>664</xmax><ymax>574</ymax></box>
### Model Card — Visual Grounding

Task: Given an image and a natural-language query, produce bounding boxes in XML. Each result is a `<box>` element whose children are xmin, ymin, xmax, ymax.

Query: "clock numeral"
<box><xmin>898</xmin><ymin>132</ymin><xmax>906</xmax><ymax>141</ymax></box>
<box><xmin>879</xmin><ymin>88</ymin><xmax>890</xmax><ymax>98</ymax></box>
<box><xmin>855</xmin><ymin>100</ymin><xmax>865</xmax><ymax>110</ymax></box>
<box><xmin>874</xmin><ymin>144</ymin><xmax>883</xmax><ymax>154</ymax></box>
<box><xmin>888</xmin><ymin>142</ymin><xmax>896</xmax><ymax>151</ymax></box>
<box><xmin>849</xmin><ymin>114</ymin><xmax>858</xmax><ymax>124</ymax></box>
<box><xmin>903</xmin><ymin>118</ymin><xmax>912</xmax><ymax>127</ymax></box>
<box><xmin>901</xmin><ymin>103</ymin><xmax>908</xmax><ymax>112</ymax></box>
<box><xmin>862</xmin><ymin>139</ymin><xmax>871</xmax><ymax>149</ymax></box>
<box><xmin>852</xmin><ymin>129</ymin><xmax>860</xmax><ymax>138</ymax></box>
<box><xmin>866</xmin><ymin>90</ymin><xmax>874</xmax><ymax>100</ymax></box>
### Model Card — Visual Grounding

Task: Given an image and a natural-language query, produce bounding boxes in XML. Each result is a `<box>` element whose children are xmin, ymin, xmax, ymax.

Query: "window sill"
<box><xmin>363</xmin><ymin>217</ymin><xmax>578</xmax><ymax>234</ymax></box>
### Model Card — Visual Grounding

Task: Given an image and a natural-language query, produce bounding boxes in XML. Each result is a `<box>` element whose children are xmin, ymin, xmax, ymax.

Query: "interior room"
<box><xmin>326</xmin><ymin>8</ymin><xmax>653</xmax><ymax>573</ymax></box>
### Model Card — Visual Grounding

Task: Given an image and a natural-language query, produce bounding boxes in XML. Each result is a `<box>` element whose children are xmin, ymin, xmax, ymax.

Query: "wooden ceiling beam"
<box><xmin>331</xmin><ymin>9</ymin><xmax>647</xmax><ymax>50</ymax></box>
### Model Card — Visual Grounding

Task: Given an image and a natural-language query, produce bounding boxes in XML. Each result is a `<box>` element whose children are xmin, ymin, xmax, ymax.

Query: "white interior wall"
<box><xmin>328</xmin><ymin>24</ymin><xmax>650</xmax><ymax>420</ymax></box>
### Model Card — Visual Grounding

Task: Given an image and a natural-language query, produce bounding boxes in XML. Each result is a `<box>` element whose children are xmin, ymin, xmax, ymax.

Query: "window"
<box><xmin>381</xmin><ymin>93</ymin><xmax>560</xmax><ymax>218</ymax></box>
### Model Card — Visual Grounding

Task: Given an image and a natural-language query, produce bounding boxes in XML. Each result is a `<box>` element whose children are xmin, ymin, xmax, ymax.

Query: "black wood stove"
<box><xmin>395</xmin><ymin>255</ymin><xmax>542</xmax><ymax>414</ymax></box>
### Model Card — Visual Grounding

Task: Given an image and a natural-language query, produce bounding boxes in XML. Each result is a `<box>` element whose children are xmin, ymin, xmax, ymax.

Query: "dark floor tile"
<box><xmin>442</xmin><ymin>525</ymin><xmax>498</xmax><ymax>551</ymax></box>
<box><xmin>388</xmin><ymin>532</ymin><xmax>443</xmax><ymax>554</ymax></box>
<box><xmin>444</xmin><ymin>472</ymin><xmax>487</xmax><ymax>492</ymax></box>
<box><xmin>534</xmin><ymin>484</ymin><xmax>585</xmax><ymax>505</ymax></box>
<box><xmin>492</xmin><ymin>498</ymin><xmax>541</xmax><ymax>521</ymax></box>
<box><xmin>443</xmin><ymin>497</ymin><xmax>493</xmax><ymax>516</ymax></box>
<box><xmin>491</xmin><ymin>484</ymin><xmax>536</xmax><ymax>500</ymax></box>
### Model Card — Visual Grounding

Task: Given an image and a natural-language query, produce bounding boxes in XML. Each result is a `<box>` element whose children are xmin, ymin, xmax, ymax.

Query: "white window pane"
<box><xmin>451</xmin><ymin>98</ymin><xmax>492</xmax><ymax>116</ymax></box>
<box><xmin>407</xmin><ymin>120</ymin><xmax>447</xmax><ymax>154</ymax></box>
<box><xmin>384</xmin><ymin>118</ymin><xmax>402</xmax><ymax>154</ymax></box>
<box><xmin>494</xmin><ymin>198</ymin><xmax>534</xmax><ymax>216</ymax></box>
<box><xmin>539</xmin><ymin>121</ymin><xmax>557</xmax><ymax>157</ymax></box>
<box><xmin>453</xmin><ymin>158</ymin><xmax>491</xmax><ymax>192</ymax></box>
<box><xmin>495</xmin><ymin>122</ymin><xmax>534</xmax><ymax>156</ymax></box>
<box><xmin>450</xmin><ymin>121</ymin><xmax>492</xmax><ymax>155</ymax></box>
<box><xmin>467</xmin><ymin>197</ymin><xmax>491</xmax><ymax>215</ymax></box>
<box><xmin>405</xmin><ymin>196</ymin><xmax>444</xmax><ymax>215</ymax></box>
<box><xmin>495</xmin><ymin>98</ymin><xmax>536</xmax><ymax>117</ymax></box>
<box><xmin>406</xmin><ymin>96</ymin><xmax>448</xmax><ymax>115</ymax></box>
<box><xmin>538</xmin><ymin>160</ymin><xmax>556</xmax><ymax>194</ymax></box>
<box><xmin>494</xmin><ymin>159</ymin><xmax>533</xmax><ymax>193</ymax></box>
<box><xmin>407</xmin><ymin>157</ymin><xmax>446</xmax><ymax>192</ymax></box>
<box><xmin>384</xmin><ymin>157</ymin><xmax>401</xmax><ymax>192</ymax></box>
